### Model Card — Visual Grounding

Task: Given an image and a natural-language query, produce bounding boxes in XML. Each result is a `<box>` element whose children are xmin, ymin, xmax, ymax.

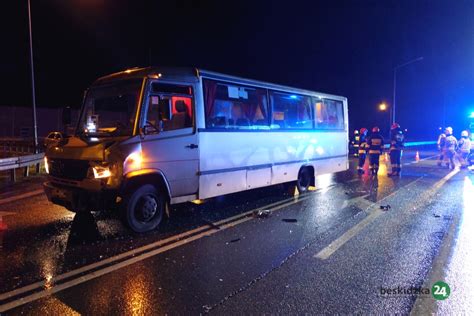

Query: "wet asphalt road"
<box><xmin>0</xmin><ymin>149</ymin><xmax>472</xmax><ymax>314</ymax></box>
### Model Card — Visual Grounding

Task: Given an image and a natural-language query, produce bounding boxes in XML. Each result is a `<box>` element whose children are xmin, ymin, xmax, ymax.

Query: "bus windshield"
<box><xmin>77</xmin><ymin>79</ymin><xmax>143</xmax><ymax>137</ymax></box>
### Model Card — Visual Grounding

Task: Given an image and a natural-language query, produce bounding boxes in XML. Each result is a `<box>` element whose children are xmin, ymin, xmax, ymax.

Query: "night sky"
<box><xmin>3</xmin><ymin>0</ymin><xmax>474</xmax><ymax>139</ymax></box>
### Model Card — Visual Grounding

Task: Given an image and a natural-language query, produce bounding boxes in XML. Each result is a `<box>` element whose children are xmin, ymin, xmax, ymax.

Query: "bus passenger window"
<box><xmin>203</xmin><ymin>79</ymin><xmax>269</xmax><ymax>129</ymax></box>
<box><xmin>313</xmin><ymin>98</ymin><xmax>344</xmax><ymax>129</ymax></box>
<box><xmin>269</xmin><ymin>92</ymin><xmax>312</xmax><ymax>129</ymax></box>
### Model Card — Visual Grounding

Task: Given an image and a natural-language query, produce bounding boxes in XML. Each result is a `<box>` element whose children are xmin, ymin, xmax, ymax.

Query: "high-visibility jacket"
<box><xmin>389</xmin><ymin>128</ymin><xmax>404</xmax><ymax>151</ymax></box>
<box><xmin>444</xmin><ymin>135</ymin><xmax>457</xmax><ymax>153</ymax></box>
<box><xmin>358</xmin><ymin>134</ymin><xmax>368</xmax><ymax>154</ymax></box>
<box><xmin>367</xmin><ymin>133</ymin><xmax>384</xmax><ymax>154</ymax></box>
<box><xmin>353</xmin><ymin>134</ymin><xmax>360</xmax><ymax>149</ymax></box>
<box><xmin>458</xmin><ymin>137</ymin><xmax>471</xmax><ymax>154</ymax></box>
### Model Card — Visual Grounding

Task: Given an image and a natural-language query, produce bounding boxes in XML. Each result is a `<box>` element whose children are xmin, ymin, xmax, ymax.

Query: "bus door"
<box><xmin>140</xmin><ymin>82</ymin><xmax>199</xmax><ymax>197</ymax></box>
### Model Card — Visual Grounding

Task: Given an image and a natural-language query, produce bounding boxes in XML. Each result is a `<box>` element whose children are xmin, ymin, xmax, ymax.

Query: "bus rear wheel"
<box><xmin>122</xmin><ymin>184</ymin><xmax>164</xmax><ymax>233</ymax></box>
<box><xmin>297</xmin><ymin>167</ymin><xmax>313</xmax><ymax>193</ymax></box>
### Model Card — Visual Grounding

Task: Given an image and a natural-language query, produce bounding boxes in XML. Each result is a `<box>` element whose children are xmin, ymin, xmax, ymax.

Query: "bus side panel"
<box><xmin>271</xmin><ymin>164</ymin><xmax>300</xmax><ymax>185</ymax></box>
<box><xmin>247</xmin><ymin>168</ymin><xmax>272</xmax><ymax>189</ymax></box>
<box><xmin>199</xmin><ymin>170</ymin><xmax>247</xmax><ymax>198</ymax></box>
<box><xmin>198</xmin><ymin>131</ymin><xmax>347</xmax><ymax>199</ymax></box>
<box><xmin>312</xmin><ymin>156</ymin><xmax>347</xmax><ymax>175</ymax></box>
<box><xmin>270</xmin><ymin>155</ymin><xmax>347</xmax><ymax>186</ymax></box>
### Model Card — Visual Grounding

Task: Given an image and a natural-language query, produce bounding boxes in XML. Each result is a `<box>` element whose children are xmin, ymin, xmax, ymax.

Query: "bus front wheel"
<box><xmin>122</xmin><ymin>184</ymin><xmax>164</xmax><ymax>233</ymax></box>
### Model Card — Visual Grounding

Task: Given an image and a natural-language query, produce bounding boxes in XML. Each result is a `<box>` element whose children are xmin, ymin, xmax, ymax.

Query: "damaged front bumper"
<box><xmin>43</xmin><ymin>180</ymin><xmax>118</xmax><ymax>212</ymax></box>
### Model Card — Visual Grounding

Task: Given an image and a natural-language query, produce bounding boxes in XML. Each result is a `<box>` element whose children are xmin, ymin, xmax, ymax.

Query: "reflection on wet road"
<box><xmin>0</xmin><ymin>149</ymin><xmax>471</xmax><ymax>314</ymax></box>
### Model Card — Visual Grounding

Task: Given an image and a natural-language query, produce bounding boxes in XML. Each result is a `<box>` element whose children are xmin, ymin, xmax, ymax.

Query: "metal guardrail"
<box><xmin>0</xmin><ymin>153</ymin><xmax>44</xmax><ymax>182</ymax></box>
<box><xmin>0</xmin><ymin>137</ymin><xmax>45</xmax><ymax>157</ymax></box>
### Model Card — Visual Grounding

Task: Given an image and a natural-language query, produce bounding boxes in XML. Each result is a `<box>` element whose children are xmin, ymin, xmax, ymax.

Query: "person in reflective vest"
<box><xmin>469</xmin><ymin>132</ymin><xmax>474</xmax><ymax>168</ymax></box>
<box><xmin>357</xmin><ymin>128</ymin><xmax>368</xmax><ymax>174</ymax></box>
<box><xmin>457</xmin><ymin>130</ymin><xmax>471</xmax><ymax>168</ymax></box>
<box><xmin>352</xmin><ymin>129</ymin><xmax>360</xmax><ymax>157</ymax></box>
<box><xmin>388</xmin><ymin>123</ymin><xmax>405</xmax><ymax>176</ymax></box>
<box><xmin>443</xmin><ymin>127</ymin><xmax>457</xmax><ymax>169</ymax></box>
<box><xmin>437</xmin><ymin>130</ymin><xmax>446</xmax><ymax>166</ymax></box>
<box><xmin>366</xmin><ymin>126</ymin><xmax>384</xmax><ymax>175</ymax></box>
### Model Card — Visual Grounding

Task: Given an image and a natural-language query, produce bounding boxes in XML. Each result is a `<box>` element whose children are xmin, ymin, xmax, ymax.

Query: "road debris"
<box><xmin>226</xmin><ymin>238</ymin><xmax>241</xmax><ymax>244</ymax></box>
<box><xmin>282</xmin><ymin>218</ymin><xmax>298</xmax><ymax>223</ymax></box>
<box><xmin>379</xmin><ymin>205</ymin><xmax>391</xmax><ymax>211</ymax></box>
<box><xmin>253</xmin><ymin>209</ymin><xmax>271</xmax><ymax>218</ymax></box>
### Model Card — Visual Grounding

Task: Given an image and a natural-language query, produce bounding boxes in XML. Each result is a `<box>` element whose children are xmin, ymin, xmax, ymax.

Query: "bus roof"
<box><xmin>94</xmin><ymin>66</ymin><xmax>347</xmax><ymax>101</ymax></box>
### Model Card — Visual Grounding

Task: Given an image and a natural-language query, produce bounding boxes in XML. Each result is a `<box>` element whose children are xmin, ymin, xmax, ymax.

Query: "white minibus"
<box><xmin>44</xmin><ymin>67</ymin><xmax>348</xmax><ymax>232</ymax></box>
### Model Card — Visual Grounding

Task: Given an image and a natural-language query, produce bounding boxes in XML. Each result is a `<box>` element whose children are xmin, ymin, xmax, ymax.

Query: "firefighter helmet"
<box><xmin>445</xmin><ymin>127</ymin><xmax>453</xmax><ymax>135</ymax></box>
<box><xmin>391</xmin><ymin>123</ymin><xmax>400</xmax><ymax>129</ymax></box>
<box><xmin>461</xmin><ymin>130</ymin><xmax>469</xmax><ymax>137</ymax></box>
<box><xmin>372</xmin><ymin>126</ymin><xmax>380</xmax><ymax>133</ymax></box>
<box><xmin>354</xmin><ymin>129</ymin><xmax>359</xmax><ymax>135</ymax></box>
<box><xmin>360</xmin><ymin>128</ymin><xmax>367</xmax><ymax>135</ymax></box>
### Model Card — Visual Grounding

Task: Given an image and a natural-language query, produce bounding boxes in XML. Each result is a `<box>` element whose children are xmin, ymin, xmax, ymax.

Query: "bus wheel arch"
<box><xmin>297</xmin><ymin>165</ymin><xmax>315</xmax><ymax>193</ymax></box>
<box><xmin>120</xmin><ymin>172</ymin><xmax>171</xmax><ymax>233</ymax></box>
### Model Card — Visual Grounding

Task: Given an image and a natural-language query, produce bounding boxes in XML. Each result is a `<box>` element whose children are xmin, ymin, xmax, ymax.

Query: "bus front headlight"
<box><xmin>123</xmin><ymin>151</ymin><xmax>142</xmax><ymax>174</ymax></box>
<box><xmin>92</xmin><ymin>165</ymin><xmax>112</xmax><ymax>179</ymax></box>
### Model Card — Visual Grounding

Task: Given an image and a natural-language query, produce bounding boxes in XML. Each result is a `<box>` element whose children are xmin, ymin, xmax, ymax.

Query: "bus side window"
<box><xmin>145</xmin><ymin>83</ymin><xmax>194</xmax><ymax>133</ymax></box>
<box><xmin>144</xmin><ymin>95</ymin><xmax>161</xmax><ymax>133</ymax></box>
<box><xmin>313</xmin><ymin>98</ymin><xmax>344</xmax><ymax>129</ymax></box>
<box><xmin>269</xmin><ymin>91</ymin><xmax>312</xmax><ymax>129</ymax></box>
<box><xmin>144</xmin><ymin>96</ymin><xmax>173</xmax><ymax>133</ymax></box>
<box><xmin>203</xmin><ymin>79</ymin><xmax>269</xmax><ymax>129</ymax></box>
<box><xmin>170</xmin><ymin>96</ymin><xmax>193</xmax><ymax>130</ymax></box>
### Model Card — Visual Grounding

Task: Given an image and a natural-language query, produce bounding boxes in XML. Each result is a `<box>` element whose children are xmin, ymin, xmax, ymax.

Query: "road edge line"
<box><xmin>409</xmin><ymin>196</ymin><xmax>462</xmax><ymax>314</ymax></box>
<box><xmin>0</xmin><ymin>190</ymin><xmax>320</xmax><ymax>306</ymax></box>
<box><xmin>0</xmin><ymin>189</ymin><xmax>44</xmax><ymax>206</ymax></box>
<box><xmin>315</xmin><ymin>168</ymin><xmax>458</xmax><ymax>260</ymax></box>
<box><xmin>0</xmin><ymin>193</ymin><xmax>320</xmax><ymax>312</ymax></box>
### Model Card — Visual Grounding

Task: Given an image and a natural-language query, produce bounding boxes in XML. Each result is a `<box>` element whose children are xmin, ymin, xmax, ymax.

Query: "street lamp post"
<box><xmin>392</xmin><ymin>57</ymin><xmax>423</xmax><ymax>125</ymax></box>
<box><xmin>27</xmin><ymin>0</ymin><xmax>39</xmax><ymax>153</ymax></box>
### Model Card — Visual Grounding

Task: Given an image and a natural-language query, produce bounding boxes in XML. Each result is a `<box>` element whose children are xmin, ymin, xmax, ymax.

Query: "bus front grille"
<box><xmin>49</xmin><ymin>159</ymin><xmax>89</xmax><ymax>181</ymax></box>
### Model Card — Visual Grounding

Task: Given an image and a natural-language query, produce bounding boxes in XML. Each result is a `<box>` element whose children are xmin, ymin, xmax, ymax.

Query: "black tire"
<box><xmin>122</xmin><ymin>184</ymin><xmax>164</xmax><ymax>233</ymax></box>
<box><xmin>297</xmin><ymin>168</ymin><xmax>313</xmax><ymax>193</ymax></box>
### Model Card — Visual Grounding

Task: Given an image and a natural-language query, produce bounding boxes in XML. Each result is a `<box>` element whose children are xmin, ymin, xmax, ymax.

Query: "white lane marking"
<box><xmin>0</xmin><ymin>191</ymin><xmax>322</xmax><ymax>311</ymax></box>
<box><xmin>314</xmin><ymin>168</ymin><xmax>459</xmax><ymax>260</ymax></box>
<box><xmin>0</xmin><ymin>215</ymin><xmax>254</xmax><ymax>313</ymax></box>
<box><xmin>410</xmin><ymin>196</ymin><xmax>461</xmax><ymax>315</ymax></box>
<box><xmin>0</xmin><ymin>189</ymin><xmax>44</xmax><ymax>206</ymax></box>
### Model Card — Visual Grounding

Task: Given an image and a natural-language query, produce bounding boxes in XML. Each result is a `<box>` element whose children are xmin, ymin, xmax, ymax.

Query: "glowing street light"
<box><xmin>379</xmin><ymin>103</ymin><xmax>388</xmax><ymax>111</ymax></box>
